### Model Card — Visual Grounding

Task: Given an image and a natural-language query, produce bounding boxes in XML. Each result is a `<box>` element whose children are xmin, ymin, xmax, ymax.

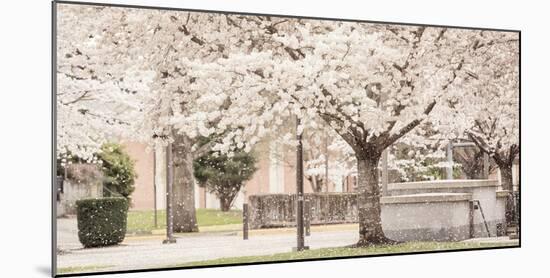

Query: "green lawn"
<box><xmin>57</xmin><ymin>265</ymin><xmax>112</xmax><ymax>274</ymax></box>
<box><xmin>126</xmin><ymin>209</ymin><xmax>242</xmax><ymax>234</ymax></box>
<box><xmin>174</xmin><ymin>241</ymin><xmax>518</xmax><ymax>267</ymax></box>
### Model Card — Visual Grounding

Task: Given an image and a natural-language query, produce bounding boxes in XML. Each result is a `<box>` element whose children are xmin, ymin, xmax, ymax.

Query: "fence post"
<box><xmin>243</xmin><ymin>203</ymin><xmax>249</xmax><ymax>240</ymax></box>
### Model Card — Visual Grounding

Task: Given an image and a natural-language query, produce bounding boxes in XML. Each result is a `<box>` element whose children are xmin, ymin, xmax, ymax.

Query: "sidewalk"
<box><xmin>58</xmin><ymin>217</ymin><xmax>359</xmax><ymax>251</ymax></box>
<box><xmin>57</xmin><ymin>223</ymin><xmax>359</xmax><ymax>272</ymax></box>
<box><xmin>461</xmin><ymin>236</ymin><xmax>519</xmax><ymax>245</ymax></box>
<box><xmin>56</xmin><ymin>218</ymin><xmax>518</xmax><ymax>274</ymax></box>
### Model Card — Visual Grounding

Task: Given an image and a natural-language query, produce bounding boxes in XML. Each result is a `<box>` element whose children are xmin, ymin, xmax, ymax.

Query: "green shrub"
<box><xmin>98</xmin><ymin>143</ymin><xmax>137</xmax><ymax>200</ymax></box>
<box><xmin>194</xmin><ymin>149</ymin><xmax>257</xmax><ymax>211</ymax></box>
<box><xmin>76</xmin><ymin>197</ymin><xmax>129</xmax><ymax>248</ymax></box>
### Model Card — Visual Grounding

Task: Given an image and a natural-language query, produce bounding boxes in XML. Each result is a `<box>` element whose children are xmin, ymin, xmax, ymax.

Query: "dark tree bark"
<box><xmin>498</xmin><ymin>162</ymin><xmax>514</xmax><ymax>192</ymax></box>
<box><xmin>219</xmin><ymin>196</ymin><xmax>232</xmax><ymax>212</ymax></box>
<box><xmin>172</xmin><ymin>134</ymin><xmax>199</xmax><ymax>233</ymax></box>
<box><xmin>468</xmin><ymin>134</ymin><xmax>519</xmax><ymax>228</ymax></box>
<box><xmin>215</xmin><ymin>182</ymin><xmax>241</xmax><ymax>212</ymax></box>
<box><xmin>454</xmin><ymin>148</ymin><xmax>489</xmax><ymax>179</ymax></box>
<box><xmin>354</xmin><ymin>149</ymin><xmax>396</xmax><ymax>246</ymax></box>
<box><xmin>319</xmin><ymin>99</ymin><xmax>436</xmax><ymax>246</ymax></box>
<box><xmin>496</xmin><ymin>160</ymin><xmax>515</xmax><ymax>227</ymax></box>
<box><xmin>306</xmin><ymin>175</ymin><xmax>324</xmax><ymax>193</ymax></box>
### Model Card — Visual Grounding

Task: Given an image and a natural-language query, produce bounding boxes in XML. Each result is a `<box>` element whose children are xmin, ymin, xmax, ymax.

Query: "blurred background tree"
<box><xmin>98</xmin><ymin>143</ymin><xmax>137</xmax><ymax>201</ymax></box>
<box><xmin>194</xmin><ymin>145</ymin><xmax>257</xmax><ymax>211</ymax></box>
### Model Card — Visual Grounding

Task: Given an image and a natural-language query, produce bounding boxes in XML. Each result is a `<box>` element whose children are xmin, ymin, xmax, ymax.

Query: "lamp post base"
<box><xmin>292</xmin><ymin>246</ymin><xmax>310</xmax><ymax>252</ymax></box>
<box><xmin>162</xmin><ymin>238</ymin><xmax>177</xmax><ymax>244</ymax></box>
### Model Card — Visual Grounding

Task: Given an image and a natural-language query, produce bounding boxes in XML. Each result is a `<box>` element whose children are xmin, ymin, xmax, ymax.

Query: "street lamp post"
<box><xmin>163</xmin><ymin>142</ymin><xmax>176</xmax><ymax>244</ymax></box>
<box><xmin>153</xmin><ymin>150</ymin><xmax>158</xmax><ymax>228</ymax></box>
<box><xmin>294</xmin><ymin>117</ymin><xmax>308</xmax><ymax>251</ymax></box>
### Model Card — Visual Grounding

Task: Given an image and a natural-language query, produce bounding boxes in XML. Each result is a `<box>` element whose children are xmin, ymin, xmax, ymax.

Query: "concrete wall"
<box><xmin>247</xmin><ymin>179</ymin><xmax>505</xmax><ymax>241</ymax></box>
<box><xmin>387</xmin><ymin>179</ymin><xmax>499</xmax><ymax>237</ymax></box>
<box><xmin>247</xmin><ymin>191</ymin><xmax>476</xmax><ymax>241</ymax></box>
<box><xmin>381</xmin><ymin>193</ymin><xmax>472</xmax><ymax>241</ymax></box>
<box><xmin>57</xmin><ymin>179</ymin><xmax>103</xmax><ymax>216</ymax></box>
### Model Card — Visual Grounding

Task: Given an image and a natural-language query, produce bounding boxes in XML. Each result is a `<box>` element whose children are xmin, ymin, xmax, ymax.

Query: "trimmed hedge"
<box><xmin>76</xmin><ymin>197</ymin><xmax>128</xmax><ymax>248</ymax></box>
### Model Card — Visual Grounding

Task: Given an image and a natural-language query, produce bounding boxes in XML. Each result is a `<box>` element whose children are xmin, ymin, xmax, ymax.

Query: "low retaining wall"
<box><xmin>248</xmin><ymin>180</ymin><xmax>503</xmax><ymax>241</ymax></box>
<box><xmin>57</xmin><ymin>164</ymin><xmax>104</xmax><ymax>217</ymax></box>
<box><xmin>387</xmin><ymin>179</ymin><xmax>500</xmax><ymax>237</ymax></box>
<box><xmin>381</xmin><ymin>193</ymin><xmax>472</xmax><ymax>241</ymax></box>
<box><xmin>57</xmin><ymin>179</ymin><xmax>103</xmax><ymax>216</ymax></box>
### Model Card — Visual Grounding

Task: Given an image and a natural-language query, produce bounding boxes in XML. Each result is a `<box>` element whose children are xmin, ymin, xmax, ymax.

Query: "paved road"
<box><xmin>56</xmin><ymin>218</ymin><xmax>359</xmax><ymax>272</ymax></box>
<box><xmin>56</xmin><ymin>218</ymin><xmax>518</xmax><ymax>273</ymax></box>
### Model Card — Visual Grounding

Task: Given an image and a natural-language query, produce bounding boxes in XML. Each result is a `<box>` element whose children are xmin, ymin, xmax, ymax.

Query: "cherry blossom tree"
<box><xmin>302</xmin><ymin>129</ymin><xmax>356</xmax><ymax>192</ymax></box>
<box><xmin>57</xmin><ymin>5</ymin><xmax>307</xmax><ymax>232</ymax></box>
<box><xmin>437</xmin><ymin>32</ymin><xmax>519</xmax><ymax>225</ymax></box>
<box><xmin>454</xmin><ymin>34</ymin><xmax>519</xmax><ymax>191</ymax></box>
<box><xmin>56</xmin><ymin>5</ymin><xmax>153</xmax><ymax>162</ymax></box>
<box><xmin>184</xmin><ymin>21</ymin><xmax>516</xmax><ymax>245</ymax></box>
<box><xmin>388</xmin><ymin>128</ymin><xmax>449</xmax><ymax>182</ymax></box>
<box><xmin>58</xmin><ymin>4</ymin><xmax>518</xmax><ymax>245</ymax></box>
<box><xmin>266</xmin><ymin>122</ymin><xmax>355</xmax><ymax>193</ymax></box>
<box><xmin>56</xmin><ymin>5</ymin><xmax>218</xmax><ymax>231</ymax></box>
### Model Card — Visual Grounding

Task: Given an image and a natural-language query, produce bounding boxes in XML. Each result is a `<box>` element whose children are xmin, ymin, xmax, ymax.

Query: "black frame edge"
<box><xmin>53</xmin><ymin>0</ymin><xmax>520</xmax><ymax>33</ymax></box>
<box><xmin>51</xmin><ymin>1</ymin><xmax>522</xmax><ymax>277</ymax></box>
<box><xmin>52</xmin><ymin>1</ymin><xmax>58</xmax><ymax>277</ymax></box>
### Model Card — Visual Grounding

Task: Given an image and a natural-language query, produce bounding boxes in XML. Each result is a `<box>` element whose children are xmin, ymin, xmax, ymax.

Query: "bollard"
<box><xmin>243</xmin><ymin>203</ymin><xmax>249</xmax><ymax>240</ymax></box>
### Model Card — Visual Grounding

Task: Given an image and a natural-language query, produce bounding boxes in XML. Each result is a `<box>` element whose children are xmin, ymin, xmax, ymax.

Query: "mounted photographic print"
<box><xmin>52</xmin><ymin>1</ymin><xmax>520</xmax><ymax>276</ymax></box>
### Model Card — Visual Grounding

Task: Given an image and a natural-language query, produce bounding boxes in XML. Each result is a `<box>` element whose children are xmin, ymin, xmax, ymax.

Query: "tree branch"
<box><xmin>192</xmin><ymin>140</ymin><xmax>217</xmax><ymax>160</ymax></box>
<box><xmin>380</xmin><ymin>100</ymin><xmax>436</xmax><ymax>150</ymax></box>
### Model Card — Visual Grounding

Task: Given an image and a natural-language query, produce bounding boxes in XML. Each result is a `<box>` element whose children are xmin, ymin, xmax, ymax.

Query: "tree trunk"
<box><xmin>307</xmin><ymin>175</ymin><xmax>323</xmax><ymax>193</ymax></box>
<box><xmin>172</xmin><ymin>134</ymin><xmax>199</xmax><ymax>233</ymax></box>
<box><xmin>355</xmin><ymin>153</ymin><xmax>395</xmax><ymax>246</ymax></box>
<box><xmin>499</xmin><ymin>163</ymin><xmax>514</xmax><ymax>192</ymax></box>
<box><xmin>219</xmin><ymin>196</ymin><xmax>232</xmax><ymax>212</ymax></box>
<box><xmin>498</xmin><ymin>162</ymin><xmax>515</xmax><ymax>227</ymax></box>
<box><xmin>460</xmin><ymin>150</ymin><xmax>485</xmax><ymax>179</ymax></box>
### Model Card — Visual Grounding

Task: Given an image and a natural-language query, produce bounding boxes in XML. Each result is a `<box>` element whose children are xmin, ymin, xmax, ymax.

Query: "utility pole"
<box><xmin>294</xmin><ymin>116</ymin><xmax>308</xmax><ymax>251</ymax></box>
<box><xmin>163</xmin><ymin>142</ymin><xmax>176</xmax><ymax>244</ymax></box>
<box><xmin>153</xmin><ymin>150</ymin><xmax>158</xmax><ymax>228</ymax></box>
<box><xmin>324</xmin><ymin>131</ymin><xmax>329</xmax><ymax>192</ymax></box>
